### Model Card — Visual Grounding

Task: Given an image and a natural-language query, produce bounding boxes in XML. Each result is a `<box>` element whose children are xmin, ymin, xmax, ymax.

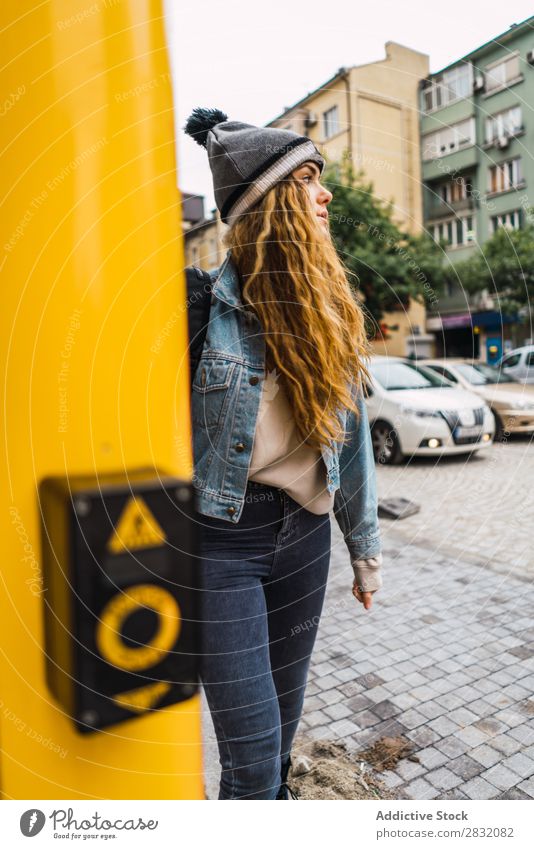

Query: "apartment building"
<box><xmin>421</xmin><ymin>15</ymin><xmax>534</xmax><ymax>361</ymax></box>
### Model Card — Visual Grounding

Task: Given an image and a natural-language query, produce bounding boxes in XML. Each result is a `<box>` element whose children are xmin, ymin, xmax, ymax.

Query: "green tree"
<box><xmin>324</xmin><ymin>158</ymin><xmax>445</xmax><ymax>338</ymax></box>
<box><xmin>455</xmin><ymin>214</ymin><xmax>534</xmax><ymax>315</ymax></box>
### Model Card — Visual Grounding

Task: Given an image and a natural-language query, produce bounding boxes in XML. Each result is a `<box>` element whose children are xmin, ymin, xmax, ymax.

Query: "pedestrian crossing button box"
<box><xmin>39</xmin><ymin>468</ymin><xmax>200</xmax><ymax>733</ymax></box>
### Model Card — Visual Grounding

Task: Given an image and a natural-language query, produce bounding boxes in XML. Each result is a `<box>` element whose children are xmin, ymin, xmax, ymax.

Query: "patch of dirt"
<box><xmin>358</xmin><ymin>735</ymin><xmax>420</xmax><ymax>772</ymax></box>
<box><xmin>519</xmin><ymin>699</ymin><xmax>534</xmax><ymax>716</ymax></box>
<box><xmin>289</xmin><ymin>738</ymin><xmax>405</xmax><ymax>800</ymax></box>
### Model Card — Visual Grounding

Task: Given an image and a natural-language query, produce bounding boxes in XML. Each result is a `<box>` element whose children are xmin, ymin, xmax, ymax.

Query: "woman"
<box><xmin>184</xmin><ymin>108</ymin><xmax>382</xmax><ymax>800</ymax></box>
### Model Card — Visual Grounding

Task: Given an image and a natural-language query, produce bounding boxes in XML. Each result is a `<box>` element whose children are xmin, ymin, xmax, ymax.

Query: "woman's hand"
<box><xmin>352</xmin><ymin>580</ymin><xmax>376</xmax><ymax>610</ymax></box>
<box><xmin>351</xmin><ymin>554</ymin><xmax>382</xmax><ymax>610</ymax></box>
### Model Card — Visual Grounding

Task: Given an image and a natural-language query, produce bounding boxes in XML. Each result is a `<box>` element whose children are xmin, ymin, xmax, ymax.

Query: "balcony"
<box><xmin>426</xmin><ymin>196</ymin><xmax>475</xmax><ymax>222</ymax></box>
<box><xmin>422</xmin><ymin>146</ymin><xmax>479</xmax><ymax>181</ymax></box>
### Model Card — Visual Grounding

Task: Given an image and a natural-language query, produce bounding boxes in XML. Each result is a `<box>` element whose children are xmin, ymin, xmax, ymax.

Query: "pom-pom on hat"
<box><xmin>183</xmin><ymin>107</ymin><xmax>325</xmax><ymax>225</ymax></box>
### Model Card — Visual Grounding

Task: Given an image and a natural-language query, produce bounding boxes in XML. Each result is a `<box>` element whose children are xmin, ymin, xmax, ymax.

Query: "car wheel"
<box><xmin>371</xmin><ymin>419</ymin><xmax>403</xmax><ymax>465</ymax></box>
<box><xmin>493</xmin><ymin>412</ymin><xmax>506</xmax><ymax>442</ymax></box>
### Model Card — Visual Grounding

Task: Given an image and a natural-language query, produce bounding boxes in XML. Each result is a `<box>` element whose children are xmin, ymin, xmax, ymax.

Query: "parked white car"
<box><xmin>498</xmin><ymin>346</ymin><xmax>534</xmax><ymax>384</ymax></box>
<box><xmin>365</xmin><ymin>357</ymin><xmax>495</xmax><ymax>464</ymax></box>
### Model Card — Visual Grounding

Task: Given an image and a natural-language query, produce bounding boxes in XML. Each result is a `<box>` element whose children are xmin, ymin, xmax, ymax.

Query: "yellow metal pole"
<box><xmin>0</xmin><ymin>0</ymin><xmax>203</xmax><ymax>798</ymax></box>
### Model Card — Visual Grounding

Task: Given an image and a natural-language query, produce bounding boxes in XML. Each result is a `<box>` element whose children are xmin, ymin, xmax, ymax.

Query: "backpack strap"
<box><xmin>186</xmin><ymin>266</ymin><xmax>212</xmax><ymax>386</ymax></box>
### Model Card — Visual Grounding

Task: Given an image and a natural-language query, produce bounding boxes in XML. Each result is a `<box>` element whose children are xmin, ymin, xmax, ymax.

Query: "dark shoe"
<box><xmin>275</xmin><ymin>754</ymin><xmax>299</xmax><ymax>800</ymax></box>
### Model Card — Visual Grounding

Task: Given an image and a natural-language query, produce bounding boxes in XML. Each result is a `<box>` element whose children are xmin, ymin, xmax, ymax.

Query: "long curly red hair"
<box><xmin>222</xmin><ymin>176</ymin><xmax>371</xmax><ymax>451</ymax></box>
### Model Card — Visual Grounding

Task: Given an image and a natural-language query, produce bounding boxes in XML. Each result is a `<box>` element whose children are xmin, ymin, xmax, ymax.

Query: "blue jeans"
<box><xmin>197</xmin><ymin>480</ymin><xmax>331</xmax><ymax>799</ymax></box>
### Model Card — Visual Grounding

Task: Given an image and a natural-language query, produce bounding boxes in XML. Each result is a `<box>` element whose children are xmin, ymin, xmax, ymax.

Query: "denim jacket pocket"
<box><xmin>191</xmin><ymin>358</ymin><xmax>237</xmax><ymax>430</ymax></box>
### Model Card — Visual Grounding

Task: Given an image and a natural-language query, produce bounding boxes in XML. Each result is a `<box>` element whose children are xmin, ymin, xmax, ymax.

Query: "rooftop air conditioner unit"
<box><xmin>473</xmin><ymin>74</ymin><xmax>485</xmax><ymax>92</ymax></box>
<box><xmin>496</xmin><ymin>134</ymin><xmax>510</xmax><ymax>149</ymax></box>
<box><xmin>527</xmin><ymin>48</ymin><xmax>534</xmax><ymax>65</ymax></box>
<box><xmin>305</xmin><ymin>111</ymin><xmax>318</xmax><ymax>128</ymax></box>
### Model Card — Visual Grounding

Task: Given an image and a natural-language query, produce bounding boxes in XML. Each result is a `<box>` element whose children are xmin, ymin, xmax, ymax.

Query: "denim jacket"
<box><xmin>190</xmin><ymin>250</ymin><xmax>382</xmax><ymax>586</ymax></box>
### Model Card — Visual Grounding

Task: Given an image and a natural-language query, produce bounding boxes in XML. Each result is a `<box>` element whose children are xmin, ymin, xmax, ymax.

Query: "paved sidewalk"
<box><xmin>298</xmin><ymin>518</ymin><xmax>534</xmax><ymax>800</ymax></box>
<box><xmin>201</xmin><ymin>502</ymin><xmax>534</xmax><ymax>800</ymax></box>
<box><xmin>374</xmin><ymin>437</ymin><xmax>534</xmax><ymax>582</ymax></box>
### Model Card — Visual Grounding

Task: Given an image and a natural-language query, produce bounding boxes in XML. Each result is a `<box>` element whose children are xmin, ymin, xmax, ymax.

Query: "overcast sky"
<box><xmin>164</xmin><ymin>0</ymin><xmax>534</xmax><ymax>213</ymax></box>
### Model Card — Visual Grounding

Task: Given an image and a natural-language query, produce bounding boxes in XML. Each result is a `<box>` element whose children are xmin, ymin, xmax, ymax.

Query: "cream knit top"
<box><xmin>247</xmin><ymin>369</ymin><xmax>383</xmax><ymax>592</ymax></box>
<box><xmin>248</xmin><ymin>370</ymin><xmax>334</xmax><ymax>514</ymax></box>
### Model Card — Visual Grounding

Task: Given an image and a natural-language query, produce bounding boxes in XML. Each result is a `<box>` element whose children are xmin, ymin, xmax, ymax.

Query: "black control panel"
<box><xmin>39</xmin><ymin>469</ymin><xmax>200</xmax><ymax>733</ymax></box>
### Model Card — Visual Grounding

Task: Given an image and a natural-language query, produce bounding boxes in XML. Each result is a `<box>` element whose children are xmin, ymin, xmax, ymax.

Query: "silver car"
<box><xmin>499</xmin><ymin>346</ymin><xmax>534</xmax><ymax>384</ymax></box>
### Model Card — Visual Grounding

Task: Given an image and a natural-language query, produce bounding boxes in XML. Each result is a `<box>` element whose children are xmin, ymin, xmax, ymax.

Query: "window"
<box><xmin>433</xmin><ymin>220</ymin><xmax>449</xmax><ymax>244</ymax></box>
<box><xmin>423</xmin><ymin>84</ymin><xmax>441</xmax><ymax>113</ymax></box>
<box><xmin>422</xmin><ymin>64</ymin><xmax>472</xmax><ymax>112</ymax></box>
<box><xmin>490</xmin><ymin>209</ymin><xmax>522</xmax><ymax>233</ymax></box>
<box><xmin>455</xmin><ymin>362</ymin><xmax>513</xmax><ymax>384</ymax></box>
<box><xmin>485</xmin><ymin>53</ymin><xmax>521</xmax><ymax>94</ymax></box>
<box><xmin>501</xmin><ymin>353</ymin><xmax>520</xmax><ymax>368</ymax></box>
<box><xmin>438</xmin><ymin>177</ymin><xmax>470</xmax><ymax>204</ymax></box>
<box><xmin>422</xmin><ymin>118</ymin><xmax>475</xmax><ymax>160</ymax></box>
<box><xmin>323</xmin><ymin>105</ymin><xmax>339</xmax><ymax>139</ymax></box>
<box><xmin>432</xmin><ymin>214</ymin><xmax>476</xmax><ymax>248</ymax></box>
<box><xmin>485</xmin><ymin>105</ymin><xmax>522</xmax><ymax>143</ymax></box>
<box><xmin>526</xmin><ymin>352</ymin><xmax>534</xmax><ymax>367</ymax></box>
<box><xmin>442</xmin><ymin>65</ymin><xmax>472</xmax><ymax>102</ymax></box>
<box><xmin>369</xmin><ymin>361</ymin><xmax>450</xmax><ymax>391</ymax></box>
<box><xmin>427</xmin><ymin>365</ymin><xmax>458</xmax><ymax>383</ymax></box>
<box><xmin>441</xmin><ymin>368</ymin><xmax>458</xmax><ymax>383</ymax></box>
<box><xmin>488</xmin><ymin>157</ymin><xmax>523</xmax><ymax>194</ymax></box>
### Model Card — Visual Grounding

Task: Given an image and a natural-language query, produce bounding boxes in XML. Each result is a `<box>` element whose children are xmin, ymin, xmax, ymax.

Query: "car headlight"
<box><xmin>400</xmin><ymin>406</ymin><xmax>442</xmax><ymax>419</ymax></box>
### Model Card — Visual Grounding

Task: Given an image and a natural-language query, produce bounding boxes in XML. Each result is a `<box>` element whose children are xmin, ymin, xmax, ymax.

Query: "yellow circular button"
<box><xmin>96</xmin><ymin>584</ymin><xmax>181</xmax><ymax>671</ymax></box>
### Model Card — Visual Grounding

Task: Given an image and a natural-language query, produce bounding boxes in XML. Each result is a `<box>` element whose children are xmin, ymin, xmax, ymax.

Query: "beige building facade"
<box><xmin>183</xmin><ymin>214</ymin><xmax>225</xmax><ymax>272</ymax></box>
<box><xmin>182</xmin><ymin>192</ymin><xmax>226</xmax><ymax>271</ymax></box>
<box><xmin>268</xmin><ymin>42</ymin><xmax>432</xmax><ymax>357</ymax></box>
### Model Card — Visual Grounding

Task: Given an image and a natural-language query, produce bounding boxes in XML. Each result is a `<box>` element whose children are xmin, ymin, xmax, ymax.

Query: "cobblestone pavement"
<box><xmin>201</xmin><ymin>437</ymin><xmax>534</xmax><ymax>800</ymax></box>
<box><xmin>300</xmin><ymin>523</ymin><xmax>534</xmax><ymax>800</ymax></box>
<box><xmin>374</xmin><ymin>435</ymin><xmax>534</xmax><ymax>581</ymax></box>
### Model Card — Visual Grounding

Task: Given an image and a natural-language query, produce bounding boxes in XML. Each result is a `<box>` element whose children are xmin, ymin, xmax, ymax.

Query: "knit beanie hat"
<box><xmin>183</xmin><ymin>107</ymin><xmax>325</xmax><ymax>224</ymax></box>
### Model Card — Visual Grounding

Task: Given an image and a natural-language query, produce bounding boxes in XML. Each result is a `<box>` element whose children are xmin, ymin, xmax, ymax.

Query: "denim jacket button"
<box><xmin>249</xmin><ymin>376</ymin><xmax>259</xmax><ymax>385</ymax></box>
<box><xmin>235</xmin><ymin>442</ymin><xmax>245</xmax><ymax>452</ymax></box>
<box><xmin>226</xmin><ymin>506</ymin><xmax>236</xmax><ymax>516</ymax></box>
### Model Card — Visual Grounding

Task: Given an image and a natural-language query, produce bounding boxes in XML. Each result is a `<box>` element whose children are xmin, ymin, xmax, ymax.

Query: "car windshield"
<box><xmin>370</xmin><ymin>361</ymin><xmax>451</xmax><ymax>391</ymax></box>
<box><xmin>455</xmin><ymin>362</ymin><xmax>514</xmax><ymax>385</ymax></box>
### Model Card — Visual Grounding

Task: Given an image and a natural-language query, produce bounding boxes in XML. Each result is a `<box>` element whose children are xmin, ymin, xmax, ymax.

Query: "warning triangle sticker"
<box><xmin>107</xmin><ymin>496</ymin><xmax>166</xmax><ymax>553</ymax></box>
<box><xmin>113</xmin><ymin>681</ymin><xmax>171</xmax><ymax>714</ymax></box>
